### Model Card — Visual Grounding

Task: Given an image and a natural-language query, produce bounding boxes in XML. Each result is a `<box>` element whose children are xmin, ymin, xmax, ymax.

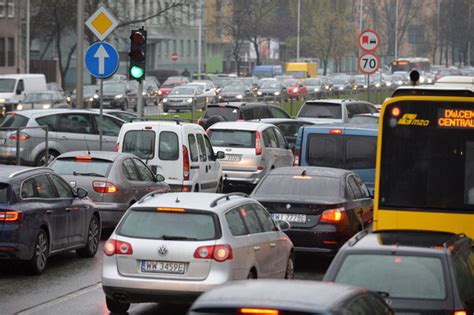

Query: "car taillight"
<box><xmin>255</xmin><ymin>131</ymin><xmax>262</xmax><ymax>155</ymax></box>
<box><xmin>240</xmin><ymin>309</ymin><xmax>279</xmax><ymax>315</ymax></box>
<box><xmin>293</xmin><ymin>148</ymin><xmax>300</xmax><ymax>166</ymax></box>
<box><xmin>93</xmin><ymin>181</ymin><xmax>118</xmax><ymax>193</ymax></box>
<box><xmin>454</xmin><ymin>311</ymin><xmax>467</xmax><ymax>315</ymax></box>
<box><xmin>0</xmin><ymin>210</ymin><xmax>22</xmax><ymax>222</ymax></box>
<box><xmin>114</xmin><ymin>143</ymin><xmax>119</xmax><ymax>152</ymax></box>
<box><xmin>320</xmin><ymin>208</ymin><xmax>344</xmax><ymax>224</ymax></box>
<box><xmin>183</xmin><ymin>145</ymin><xmax>190</xmax><ymax>180</ymax></box>
<box><xmin>104</xmin><ymin>239</ymin><xmax>133</xmax><ymax>256</ymax></box>
<box><xmin>193</xmin><ymin>244</ymin><xmax>233</xmax><ymax>262</ymax></box>
<box><xmin>9</xmin><ymin>133</ymin><xmax>30</xmax><ymax>141</ymax></box>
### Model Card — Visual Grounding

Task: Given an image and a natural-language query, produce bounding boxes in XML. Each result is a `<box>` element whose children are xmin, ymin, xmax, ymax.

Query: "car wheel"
<box><xmin>106</xmin><ymin>297</ymin><xmax>130</xmax><ymax>314</ymax></box>
<box><xmin>76</xmin><ymin>215</ymin><xmax>100</xmax><ymax>258</ymax></box>
<box><xmin>26</xmin><ymin>229</ymin><xmax>49</xmax><ymax>275</ymax></box>
<box><xmin>203</xmin><ymin>115</ymin><xmax>226</xmax><ymax>130</ymax></box>
<box><xmin>247</xmin><ymin>270</ymin><xmax>257</xmax><ymax>279</ymax></box>
<box><xmin>284</xmin><ymin>255</ymin><xmax>295</xmax><ymax>279</ymax></box>
<box><xmin>35</xmin><ymin>150</ymin><xmax>59</xmax><ymax>166</ymax></box>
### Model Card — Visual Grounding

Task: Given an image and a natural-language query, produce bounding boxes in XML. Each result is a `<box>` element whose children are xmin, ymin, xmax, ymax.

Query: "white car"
<box><xmin>116</xmin><ymin>120</ymin><xmax>225</xmax><ymax>192</ymax></box>
<box><xmin>186</xmin><ymin>81</ymin><xmax>218</xmax><ymax>104</ymax></box>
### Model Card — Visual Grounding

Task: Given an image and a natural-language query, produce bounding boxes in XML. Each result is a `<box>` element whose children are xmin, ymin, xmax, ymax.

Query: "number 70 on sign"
<box><xmin>358</xmin><ymin>52</ymin><xmax>380</xmax><ymax>75</ymax></box>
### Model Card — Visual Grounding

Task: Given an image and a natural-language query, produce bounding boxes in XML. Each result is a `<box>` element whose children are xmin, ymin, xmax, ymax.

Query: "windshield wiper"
<box><xmin>223</xmin><ymin>143</ymin><xmax>245</xmax><ymax>147</ymax></box>
<box><xmin>160</xmin><ymin>235</ymin><xmax>198</xmax><ymax>241</ymax></box>
<box><xmin>73</xmin><ymin>171</ymin><xmax>105</xmax><ymax>177</ymax></box>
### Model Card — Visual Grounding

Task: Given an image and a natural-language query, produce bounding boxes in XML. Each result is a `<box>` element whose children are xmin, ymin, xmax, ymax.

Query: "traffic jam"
<box><xmin>0</xmin><ymin>1</ymin><xmax>474</xmax><ymax>315</ymax></box>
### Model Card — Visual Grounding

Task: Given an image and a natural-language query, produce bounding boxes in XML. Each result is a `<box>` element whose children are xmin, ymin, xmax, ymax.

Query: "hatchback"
<box><xmin>253</xmin><ymin>118</ymin><xmax>315</xmax><ymax>148</ymax></box>
<box><xmin>251</xmin><ymin>167</ymin><xmax>373</xmax><ymax>254</ymax></box>
<box><xmin>189</xmin><ymin>280</ymin><xmax>393</xmax><ymax>315</ymax></box>
<box><xmin>296</xmin><ymin>99</ymin><xmax>377</xmax><ymax>124</ymax></box>
<box><xmin>208</xmin><ymin>122</ymin><xmax>294</xmax><ymax>188</ymax></box>
<box><xmin>49</xmin><ymin>151</ymin><xmax>170</xmax><ymax>228</ymax></box>
<box><xmin>102</xmin><ymin>192</ymin><xmax>294</xmax><ymax>313</ymax></box>
<box><xmin>324</xmin><ymin>230</ymin><xmax>474</xmax><ymax>315</ymax></box>
<box><xmin>0</xmin><ymin>166</ymin><xmax>100</xmax><ymax>274</ymax></box>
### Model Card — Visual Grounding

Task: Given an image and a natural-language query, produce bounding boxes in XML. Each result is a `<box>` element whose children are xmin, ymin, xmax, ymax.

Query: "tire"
<box><xmin>76</xmin><ymin>215</ymin><xmax>100</xmax><ymax>258</ymax></box>
<box><xmin>203</xmin><ymin>115</ymin><xmax>226</xmax><ymax>130</ymax></box>
<box><xmin>26</xmin><ymin>229</ymin><xmax>49</xmax><ymax>275</ymax></box>
<box><xmin>247</xmin><ymin>270</ymin><xmax>257</xmax><ymax>279</ymax></box>
<box><xmin>35</xmin><ymin>150</ymin><xmax>59</xmax><ymax>166</ymax></box>
<box><xmin>106</xmin><ymin>297</ymin><xmax>130</xmax><ymax>314</ymax></box>
<box><xmin>284</xmin><ymin>255</ymin><xmax>295</xmax><ymax>279</ymax></box>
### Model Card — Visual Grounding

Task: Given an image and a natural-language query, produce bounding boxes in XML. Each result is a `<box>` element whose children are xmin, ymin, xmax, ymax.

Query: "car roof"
<box><xmin>0</xmin><ymin>166</ymin><xmax>51</xmax><ymax>182</ymax></box>
<box><xmin>207</xmin><ymin>102</ymin><xmax>270</xmax><ymax>109</ymax></box>
<box><xmin>133</xmin><ymin>192</ymin><xmax>251</xmax><ymax>213</ymax></box>
<box><xmin>55</xmin><ymin>151</ymin><xmax>136</xmax><ymax>162</ymax></box>
<box><xmin>191</xmin><ymin>280</ymin><xmax>365</xmax><ymax>312</ymax></box>
<box><xmin>120</xmin><ymin>120</ymin><xmax>197</xmax><ymax>128</ymax></box>
<box><xmin>301</xmin><ymin>124</ymin><xmax>378</xmax><ymax>134</ymax></box>
<box><xmin>7</xmin><ymin>109</ymin><xmax>121</xmax><ymax>119</ymax></box>
<box><xmin>268</xmin><ymin>166</ymin><xmax>351</xmax><ymax>178</ymax></box>
<box><xmin>303</xmin><ymin>99</ymin><xmax>372</xmax><ymax>105</ymax></box>
<box><xmin>209</xmin><ymin>121</ymin><xmax>269</xmax><ymax>131</ymax></box>
<box><xmin>252</xmin><ymin>118</ymin><xmax>314</xmax><ymax>124</ymax></box>
<box><xmin>0</xmin><ymin>74</ymin><xmax>44</xmax><ymax>79</ymax></box>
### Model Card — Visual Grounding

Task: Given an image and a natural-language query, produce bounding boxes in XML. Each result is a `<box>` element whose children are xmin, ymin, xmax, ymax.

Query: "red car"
<box><xmin>284</xmin><ymin>79</ymin><xmax>307</xmax><ymax>100</ymax></box>
<box><xmin>158</xmin><ymin>77</ymin><xmax>189</xmax><ymax>100</ymax></box>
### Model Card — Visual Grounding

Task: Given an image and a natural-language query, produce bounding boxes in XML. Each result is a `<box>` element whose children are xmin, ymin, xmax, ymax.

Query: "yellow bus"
<box><xmin>373</xmin><ymin>76</ymin><xmax>474</xmax><ymax>239</ymax></box>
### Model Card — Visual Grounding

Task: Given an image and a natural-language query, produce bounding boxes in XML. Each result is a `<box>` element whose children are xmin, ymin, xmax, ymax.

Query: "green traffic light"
<box><xmin>130</xmin><ymin>65</ymin><xmax>144</xmax><ymax>79</ymax></box>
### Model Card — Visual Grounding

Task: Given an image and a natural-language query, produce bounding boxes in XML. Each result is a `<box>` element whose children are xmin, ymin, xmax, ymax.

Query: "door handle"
<box><xmin>61</xmin><ymin>136</ymin><xmax>68</xmax><ymax>140</ymax></box>
<box><xmin>254</xmin><ymin>246</ymin><xmax>260</xmax><ymax>251</ymax></box>
<box><xmin>46</xmin><ymin>210</ymin><xmax>53</xmax><ymax>215</ymax></box>
<box><xmin>270</xmin><ymin>243</ymin><xmax>276</xmax><ymax>248</ymax></box>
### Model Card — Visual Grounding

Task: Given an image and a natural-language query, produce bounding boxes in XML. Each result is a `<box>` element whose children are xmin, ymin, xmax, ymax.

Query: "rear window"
<box><xmin>0</xmin><ymin>114</ymin><xmax>29</xmax><ymax>128</ymax></box>
<box><xmin>159</xmin><ymin>131</ymin><xmax>179</xmax><ymax>160</ymax></box>
<box><xmin>50</xmin><ymin>157</ymin><xmax>112</xmax><ymax>177</ymax></box>
<box><xmin>298</xmin><ymin>102</ymin><xmax>342</xmax><ymax>119</ymax></box>
<box><xmin>123</xmin><ymin>130</ymin><xmax>155</xmax><ymax>159</ymax></box>
<box><xmin>117</xmin><ymin>210</ymin><xmax>219</xmax><ymax>241</ymax></box>
<box><xmin>307</xmin><ymin>134</ymin><xmax>376</xmax><ymax>170</ymax></box>
<box><xmin>253</xmin><ymin>174</ymin><xmax>341</xmax><ymax>199</ymax></box>
<box><xmin>334</xmin><ymin>254</ymin><xmax>446</xmax><ymax>300</ymax></box>
<box><xmin>0</xmin><ymin>183</ymin><xmax>10</xmax><ymax>203</ymax></box>
<box><xmin>209</xmin><ymin>130</ymin><xmax>256</xmax><ymax>148</ymax></box>
<box><xmin>204</xmin><ymin>107</ymin><xmax>240</xmax><ymax>121</ymax></box>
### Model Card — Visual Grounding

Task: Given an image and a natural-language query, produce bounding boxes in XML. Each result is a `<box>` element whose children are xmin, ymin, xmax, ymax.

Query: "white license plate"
<box><xmin>224</xmin><ymin>154</ymin><xmax>241</xmax><ymax>162</ymax></box>
<box><xmin>272</xmin><ymin>213</ymin><xmax>306</xmax><ymax>223</ymax></box>
<box><xmin>141</xmin><ymin>260</ymin><xmax>185</xmax><ymax>274</ymax></box>
<box><xmin>0</xmin><ymin>138</ymin><xmax>5</xmax><ymax>145</ymax></box>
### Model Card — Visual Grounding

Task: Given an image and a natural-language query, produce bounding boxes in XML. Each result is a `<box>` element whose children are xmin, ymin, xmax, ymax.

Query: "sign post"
<box><xmin>357</xmin><ymin>29</ymin><xmax>381</xmax><ymax>103</ymax></box>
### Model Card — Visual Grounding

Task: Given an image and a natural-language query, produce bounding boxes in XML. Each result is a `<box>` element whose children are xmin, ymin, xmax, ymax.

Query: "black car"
<box><xmin>256</xmin><ymin>80</ymin><xmax>288</xmax><ymax>99</ymax></box>
<box><xmin>255</xmin><ymin>118</ymin><xmax>315</xmax><ymax>148</ymax></box>
<box><xmin>189</xmin><ymin>280</ymin><xmax>393</xmax><ymax>315</ymax></box>
<box><xmin>0</xmin><ymin>166</ymin><xmax>101</xmax><ymax>274</ymax></box>
<box><xmin>218</xmin><ymin>84</ymin><xmax>253</xmax><ymax>102</ymax></box>
<box><xmin>324</xmin><ymin>230</ymin><xmax>474</xmax><ymax>315</ymax></box>
<box><xmin>198</xmin><ymin>102</ymin><xmax>291</xmax><ymax>130</ymax></box>
<box><xmin>250</xmin><ymin>166</ymin><xmax>373</xmax><ymax>254</ymax></box>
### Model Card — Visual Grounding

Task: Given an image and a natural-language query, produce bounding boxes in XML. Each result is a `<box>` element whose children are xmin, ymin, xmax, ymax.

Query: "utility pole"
<box><xmin>394</xmin><ymin>0</ymin><xmax>399</xmax><ymax>59</ymax></box>
<box><xmin>469</xmin><ymin>5</ymin><xmax>473</xmax><ymax>66</ymax></box>
<box><xmin>76</xmin><ymin>0</ymin><xmax>84</xmax><ymax>108</ymax></box>
<box><xmin>26</xmin><ymin>0</ymin><xmax>30</xmax><ymax>72</ymax></box>
<box><xmin>197</xmin><ymin>0</ymin><xmax>203</xmax><ymax>79</ymax></box>
<box><xmin>297</xmin><ymin>0</ymin><xmax>301</xmax><ymax>61</ymax></box>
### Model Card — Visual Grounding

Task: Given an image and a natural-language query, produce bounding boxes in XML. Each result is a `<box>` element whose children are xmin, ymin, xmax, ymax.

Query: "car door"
<box><xmin>56</xmin><ymin>113</ymin><xmax>99</xmax><ymax>152</ymax></box>
<box><xmin>272</xmin><ymin>126</ymin><xmax>294</xmax><ymax>167</ymax></box>
<box><xmin>195</xmin><ymin>133</ymin><xmax>209</xmax><ymax>191</ymax></box>
<box><xmin>353</xmin><ymin>175</ymin><xmax>373</xmax><ymax>224</ymax></box>
<box><xmin>48</xmin><ymin>174</ymin><xmax>87</xmax><ymax>246</ymax></box>
<box><xmin>92</xmin><ymin>114</ymin><xmax>124</xmax><ymax>151</ymax></box>
<box><xmin>203</xmin><ymin>134</ymin><xmax>220</xmax><ymax>192</ymax></box>
<box><xmin>346</xmin><ymin>175</ymin><xmax>369</xmax><ymax>230</ymax></box>
<box><xmin>261</xmin><ymin>127</ymin><xmax>278</xmax><ymax>170</ymax></box>
<box><xmin>122</xmin><ymin>158</ymin><xmax>145</xmax><ymax>202</ymax></box>
<box><xmin>132</xmin><ymin>157</ymin><xmax>162</xmax><ymax>195</ymax></box>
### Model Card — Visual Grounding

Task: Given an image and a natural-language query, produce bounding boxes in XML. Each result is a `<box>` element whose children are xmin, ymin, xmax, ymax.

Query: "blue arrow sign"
<box><xmin>84</xmin><ymin>42</ymin><xmax>119</xmax><ymax>79</ymax></box>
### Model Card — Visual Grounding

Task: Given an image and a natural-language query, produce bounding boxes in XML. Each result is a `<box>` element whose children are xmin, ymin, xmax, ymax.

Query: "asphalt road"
<box><xmin>0</xmin><ymin>235</ymin><xmax>331</xmax><ymax>315</ymax></box>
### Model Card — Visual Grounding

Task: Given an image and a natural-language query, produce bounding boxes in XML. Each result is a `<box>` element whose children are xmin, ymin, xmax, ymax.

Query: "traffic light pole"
<box><xmin>99</xmin><ymin>79</ymin><xmax>104</xmax><ymax>150</ymax></box>
<box><xmin>137</xmin><ymin>80</ymin><xmax>144</xmax><ymax>118</ymax></box>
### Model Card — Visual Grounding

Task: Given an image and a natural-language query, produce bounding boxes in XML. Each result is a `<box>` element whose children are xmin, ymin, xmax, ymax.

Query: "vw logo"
<box><xmin>286</xmin><ymin>203</ymin><xmax>292</xmax><ymax>209</ymax></box>
<box><xmin>158</xmin><ymin>245</ymin><xmax>168</xmax><ymax>257</ymax></box>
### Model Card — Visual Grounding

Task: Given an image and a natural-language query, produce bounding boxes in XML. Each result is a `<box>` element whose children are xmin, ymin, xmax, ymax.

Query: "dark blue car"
<box><xmin>0</xmin><ymin>166</ymin><xmax>100</xmax><ymax>274</ymax></box>
<box><xmin>294</xmin><ymin>124</ymin><xmax>377</xmax><ymax>194</ymax></box>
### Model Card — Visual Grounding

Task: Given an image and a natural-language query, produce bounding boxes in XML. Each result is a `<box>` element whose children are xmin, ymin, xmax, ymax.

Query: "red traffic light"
<box><xmin>130</xmin><ymin>32</ymin><xmax>145</xmax><ymax>44</ymax></box>
<box><xmin>129</xmin><ymin>50</ymin><xmax>145</xmax><ymax>62</ymax></box>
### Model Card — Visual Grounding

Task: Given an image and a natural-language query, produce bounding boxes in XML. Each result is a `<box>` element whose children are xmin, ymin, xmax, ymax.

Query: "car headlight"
<box><xmin>187</xmin><ymin>98</ymin><xmax>193</xmax><ymax>103</ymax></box>
<box><xmin>114</xmin><ymin>94</ymin><xmax>123</xmax><ymax>99</ymax></box>
<box><xmin>235</xmin><ymin>95</ymin><xmax>243</xmax><ymax>99</ymax></box>
<box><xmin>93</xmin><ymin>94</ymin><xmax>99</xmax><ymax>99</ymax></box>
<box><xmin>142</xmin><ymin>92</ymin><xmax>147</xmax><ymax>96</ymax></box>
<box><xmin>257</xmin><ymin>91</ymin><xmax>262</xmax><ymax>95</ymax></box>
<box><xmin>158</xmin><ymin>90</ymin><xmax>163</xmax><ymax>96</ymax></box>
<box><xmin>364</xmin><ymin>85</ymin><xmax>368</xmax><ymax>88</ymax></box>
<box><xmin>274</xmin><ymin>91</ymin><xmax>280</xmax><ymax>96</ymax></box>
<box><xmin>375</xmin><ymin>83</ymin><xmax>381</xmax><ymax>88</ymax></box>
<box><xmin>66</xmin><ymin>96</ymin><xmax>71</xmax><ymax>102</ymax></box>
<box><xmin>43</xmin><ymin>104</ymin><xmax>51</xmax><ymax>109</ymax></box>
<box><xmin>0</xmin><ymin>98</ymin><xmax>6</xmax><ymax>103</ymax></box>
<box><xmin>427</xmin><ymin>79</ymin><xmax>433</xmax><ymax>83</ymax></box>
<box><xmin>89</xmin><ymin>97</ymin><xmax>94</xmax><ymax>102</ymax></box>
<box><xmin>292</xmin><ymin>88</ymin><xmax>298</xmax><ymax>93</ymax></box>
<box><xmin>16</xmin><ymin>104</ymin><xmax>23</xmax><ymax>110</ymax></box>
<box><xmin>338</xmin><ymin>86</ymin><xmax>344</xmax><ymax>90</ymax></box>
<box><xmin>314</xmin><ymin>88</ymin><xmax>320</xmax><ymax>92</ymax></box>
<box><xmin>163</xmin><ymin>98</ymin><xmax>168</xmax><ymax>103</ymax></box>
<box><xmin>385</xmin><ymin>82</ymin><xmax>392</xmax><ymax>87</ymax></box>
<box><xmin>397</xmin><ymin>81</ymin><xmax>402</xmax><ymax>85</ymax></box>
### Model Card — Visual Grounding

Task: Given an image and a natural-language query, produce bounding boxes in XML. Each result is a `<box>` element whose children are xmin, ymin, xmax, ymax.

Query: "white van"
<box><xmin>0</xmin><ymin>74</ymin><xmax>48</xmax><ymax>114</ymax></box>
<box><xmin>116</xmin><ymin>120</ymin><xmax>225</xmax><ymax>192</ymax></box>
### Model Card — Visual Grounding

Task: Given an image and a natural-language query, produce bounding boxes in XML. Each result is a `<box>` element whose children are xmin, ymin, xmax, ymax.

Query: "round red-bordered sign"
<box><xmin>358</xmin><ymin>52</ymin><xmax>380</xmax><ymax>74</ymax></box>
<box><xmin>171</xmin><ymin>52</ymin><xmax>178</xmax><ymax>61</ymax></box>
<box><xmin>358</xmin><ymin>29</ymin><xmax>381</xmax><ymax>52</ymax></box>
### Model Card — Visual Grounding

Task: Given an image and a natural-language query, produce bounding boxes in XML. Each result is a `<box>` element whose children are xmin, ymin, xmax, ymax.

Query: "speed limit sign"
<box><xmin>358</xmin><ymin>52</ymin><xmax>380</xmax><ymax>74</ymax></box>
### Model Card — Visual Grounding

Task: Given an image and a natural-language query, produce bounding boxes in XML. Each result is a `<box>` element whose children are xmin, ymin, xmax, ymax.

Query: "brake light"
<box><xmin>391</xmin><ymin>107</ymin><xmax>401</xmax><ymax>117</ymax></box>
<box><xmin>255</xmin><ymin>131</ymin><xmax>262</xmax><ymax>155</ymax></box>
<box><xmin>9</xmin><ymin>133</ymin><xmax>30</xmax><ymax>141</ymax></box>
<box><xmin>183</xmin><ymin>145</ymin><xmax>190</xmax><ymax>180</ymax></box>
<box><xmin>320</xmin><ymin>208</ymin><xmax>343</xmax><ymax>223</ymax></box>
<box><xmin>93</xmin><ymin>181</ymin><xmax>118</xmax><ymax>193</ymax></box>
<box><xmin>454</xmin><ymin>311</ymin><xmax>467</xmax><ymax>315</ymax></box>
<box><xmin>240</xmin><ymin>309</ymin><xmax>279</xmax><ymax>315</ymax></box>
<box><xmin>114</xmin><ymin>143</ymin><xmax>119</xmax><ymax>152</ymax></box>
<box><xmin>293</xmin><ymin>148</ymin><xmax>300</xmax><ymax>166</ymax></box>
<box><xmin>104</xmin><ymin>239</ymin><xmax>133</xmax><ymax>256</ymax></box>
<box><xmin>75</xmin><ymin>155</ymin><xmax>92</xmax><ymax>162</ymax></box>
<box><xmin>329</xmin><ymin>129</ymin><xmax>343</xmax><ymax>135</ymax></box>
<box><xmin>193</xmin><ymin>244</ymin><xmax>233</xmax><ymax>262</ymax></box>
<box><xmin>156</xmin><ymin>207</ymin><xmax>186</xmax><ymax>212</ymax></box>
<box><xmin>0</xmin><ymin>211</ymin><xmax>22</xmax><ymax>222</ymax></box>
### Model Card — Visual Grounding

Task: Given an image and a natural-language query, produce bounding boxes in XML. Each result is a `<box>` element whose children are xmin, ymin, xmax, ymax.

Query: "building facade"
<box><xmin>0</xmin><ymin>0</ymin><xmax>23</xmax><ymax>74</ymax></box>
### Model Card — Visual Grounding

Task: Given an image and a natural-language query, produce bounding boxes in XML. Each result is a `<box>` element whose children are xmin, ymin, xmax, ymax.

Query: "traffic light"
<box><xmin>129</xmin><ymin>28</ymin><xmax>147</xmax><ymax>81</ymax></box>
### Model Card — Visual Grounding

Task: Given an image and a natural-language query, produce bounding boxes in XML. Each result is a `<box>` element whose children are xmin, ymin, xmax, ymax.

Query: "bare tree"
<box><xmin>221</xmin><ymin>6</ymin><xmax>246</xmax><ymax>74</ymax></box>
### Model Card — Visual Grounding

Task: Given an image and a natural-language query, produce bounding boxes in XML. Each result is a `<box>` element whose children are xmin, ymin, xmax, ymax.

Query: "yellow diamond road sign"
<box><xmin>85</xmin><ymin>6</ymin><xmax>118</xmax><ymax>41</ymax></box>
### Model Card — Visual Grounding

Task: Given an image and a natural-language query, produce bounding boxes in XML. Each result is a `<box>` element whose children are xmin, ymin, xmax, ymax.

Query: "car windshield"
<box><xmin>260</xmin><ymin>81</ymin><xmax>279</xmax><ymax>89</ymax></box>
<box><xmin>304</xmin><ymin>79</ymin><xmax>322</xmax><ymax>85</ymax></box>
<box><xmin>222</xmin><ymin>85</ymin><xmax>243</xmax><ymax>92</ymax></box>
<box><xmin>332</xmin><ymin>78</ymin><xmax>347</xmax><ymax>85</ymax></box>
<box><xmin>0</xmin><ymin>114</ymin><xmax>29</xmax><ymax>128</ymax></box>
<box><xmin>118</xmin><ymin>210</ymin><xmax>219</xmax><ymax>241</ymax></box>
<box><xmin>24</xmin><ymin>93</ymin><xmax>53</xmax><ymax>102</ymax></box>
<box><xmin>0</xmin><ymin>79</ymin><xmax>16</xmax><ymax>92</ymax></box>
<box><xmin>284</xmin><ymin>79</ymin><xmax>299</xmax><ymax>86</ymax></box>
<box><xmin>103</xmin><ymin>84</ymin><xmax>126</xmax><ymax>94</ymax></box>
<box><xmin>334</xmin><ymin>254</ymin><xmax>446</xmax><ymax>300</ymax></box>
<box><xmin>0</xmin><ymin>183</ymin><xmax>9</xmax><ymax>203</ymax></box>
<box><xmin>162</xmin><ymin>81</ymin><xmax>179</xmax><ymax>88</ymax></box>
<box><xmin>253</xmin><ymin>174</ymin><xmax>342</xmax><ymax>199</ymax></box>
<box><xmin>170</xmin><ymin>87</ymin><xmax>195</xmax><ymax>95</ymax></box>
<box><xmin>122</xmin><ymin>130</ymin><xmax>155</xmax><ymax>159</ymax></box>
<box><xmin>209</xmin><ymin>130</ymin><xmax>256</xmax><ymax>148</ymax></box>
<box><xmin>287</xmin><ymin>71</ymin><xmax>306</xmax><ymax>79</ymax></box>
<box><xmin>204</xmin><ymin>107</ymin><xmax>240</xmax><ymax>121</ymax></box>
<box><xmin>298</xmin><ymin>102</ymin><xmax>342</xmax><ymax>119</ymax></box>
<box><xmin>83</xmin><ymin>86</ymin><xmax>97</xmax><ymax>95</ymax></box>
<box><xmin>50</xmin><ymin>157</ymin><xmax>112</xmax><ymax>177</ymax></box>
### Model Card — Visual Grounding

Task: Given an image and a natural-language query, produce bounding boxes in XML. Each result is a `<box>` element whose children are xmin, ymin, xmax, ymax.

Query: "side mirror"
<box><xmin>76</xmin><ymin>187</ymin><xmax>88</xmax><ymax>198</ymax></box>
<box><xmin>16</xmin><ymin>89</ymin><xmax>22</xmax><ymax>95</ymax></box>
<box><xmin>216</xmin><ymin>151</ymin><xmax>225</xmax><ymax>159</ymax></box>
<box><xmin>276</xmin><ymin>220</ymin><xmax>291</xmax><ymax>231</ymax></box>
<box><xmin>155</xmin><ymin>174</ymin><xmax>165</xmax><ymax>182</ymax></box>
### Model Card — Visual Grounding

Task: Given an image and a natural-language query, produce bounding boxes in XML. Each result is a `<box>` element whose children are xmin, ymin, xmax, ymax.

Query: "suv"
<box><xmin>0</xmin><ymin>109</ymin><xmax>125</xmax><ymax>166</ymax></box>
<box><xmin>198</xmin><ymin>102</ymin><xmax>291</xmax><ymax>130</ymax></box>
<box><xmin>0</xmin><ymin>166</ymin><xmax>100</xmax><ymax>274</ymax></box>
<box><xmin>116</xmin><ymin>120</ymin><xmax>225</xmax><ymax>193</ymax></box>
<box><xmin>296</xmin><ymin>99</ymin><xmax>377</xmax><ymax>124</ymax></box>
<box><xmin>207</xmin><ymin>121</ymin><xmax>294</xmax><ymax>189</ymax></box>
<box><xmin>324</xmin><ymin>230</ymin><xmax>474</xmax><ymax>314</ymax></box>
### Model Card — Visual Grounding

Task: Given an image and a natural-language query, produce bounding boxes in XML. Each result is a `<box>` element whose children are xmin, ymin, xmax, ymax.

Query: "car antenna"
<box><xmin>175</xmin><ymin>196</ymin><xmax>180</xmax><ymax>203</ymax></box>
<box><xmin>84</xmin><ymin>136</ymin><xmax>91</xmax><ymax>155</ymax></box>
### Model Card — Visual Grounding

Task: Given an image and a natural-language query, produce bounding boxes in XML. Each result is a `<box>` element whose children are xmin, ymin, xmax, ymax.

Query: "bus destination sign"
<box><xmin>438</xmin><ymin>109</ymin><xmax>474</xmax><ymax>128</ymax></box>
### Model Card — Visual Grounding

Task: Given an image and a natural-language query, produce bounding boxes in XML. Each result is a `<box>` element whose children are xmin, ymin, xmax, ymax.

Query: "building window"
<box><xmin>187</xmin><ymin>39</ymin><xmax>191</xmax><ymax>56</ymax></box>
<box><xmin>172</xmin><ymin>40</ymin><xmax>177</xmax><ymax>54</ymax></box>
<box><xmin>7</xmin><ymin>0</ymin><xmax>13</xmax><ymax>17</ymax></box>
<box><xmin>157</xmin><ymin>41</ymin><xmax>161</xmax><ymax>58</ymax></box>
<box><xmin>0</xmin><ymin>0</ymin><xmax>5</xmax><ymax>17</ymax></box>
<box><xmin>165</xmin><ymin>39</ymin><xmax>169</xmax><ymax>56</ymax></box>
<box><xmin>7</xmin><ymin>37</ymin><xmax>14</xmax><ymax>66</ymax></box>
<box><xmin>180</xmin><ymin>39</ymin><xmax>184</xmax><ymax>56</ymax></box>
<box><xmin>0</xmin><ymin>38</ymin><xmax>5</xmax><ymax>66</ymax></box>
<box><xmin>194</xmin><ymin>40</ymin><xmax>198</xmax><ymax>57</ymax></box>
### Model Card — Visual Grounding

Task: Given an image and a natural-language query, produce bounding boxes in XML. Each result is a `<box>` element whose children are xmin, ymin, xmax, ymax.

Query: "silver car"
<box><xmin>102</xmin><ymin>192</ymin><xmax>294</xmax><ymax>313</ymax></box>
<box><xmin>208</xmin><ymin>121</ymin><xmax>294</xmax><ymax>188</ymax></box>
<box><xmin>162</xmin><ymin>85</ymin><xmax>207</xmax><ymax>112</ymax></box>
<box><xmin>49</xmin><ymin>151</ymin><xmax>170</xmax><ymax>228</ymax></box>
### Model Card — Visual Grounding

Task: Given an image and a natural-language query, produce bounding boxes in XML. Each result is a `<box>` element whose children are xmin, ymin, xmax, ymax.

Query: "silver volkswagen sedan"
<box><xmin>101</xmin><ymin>192</ymin><xmax>294</xmax><ymax>313</ymax></box>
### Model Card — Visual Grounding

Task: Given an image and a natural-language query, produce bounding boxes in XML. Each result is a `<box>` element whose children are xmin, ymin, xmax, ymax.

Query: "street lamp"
<box><xmin>468</xmin><ymin>4</ymin><xmax>473</xmax><ymax>66</ymax></box>
<box><xmin>297</xmin><ymin>0</ymin><xmax>300</xmax><ymax>61</ymax></box>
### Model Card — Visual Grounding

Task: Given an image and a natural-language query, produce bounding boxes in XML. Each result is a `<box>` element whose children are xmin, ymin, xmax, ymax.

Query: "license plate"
<box><xmin>272</xmin><ymin>213</ymin><xmax>306</xmax><ymax>223</ymax></box>
<box><xmin>0</xmin><ymin>138</ymin><xmax>5</xmax><ymax>144</ymax></box>
<box><xmin>224</xmin><ymin>154</ymin><xmax>241</xmax><ymax>162</ymax></box>
<box><xmin>141</xmin><ymin>260</ymin><xmax>185</xmax><ymax>274</ymax></box>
